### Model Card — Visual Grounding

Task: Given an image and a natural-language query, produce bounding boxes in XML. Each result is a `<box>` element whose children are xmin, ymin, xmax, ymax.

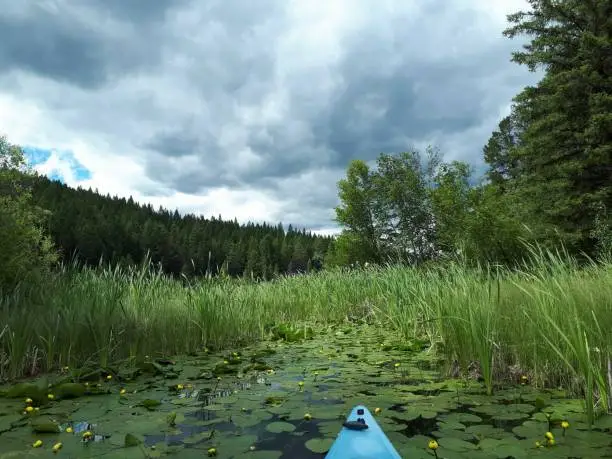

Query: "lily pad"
<box><xmin>265</xmin><ymin>421</ymin><xmax>295</xmax><ymax>433</ymax></box>
<box><xmin>470</xmin><ymin>403</ymin><xmax>534</xmax><ymax>421</ymax></box>
<box><xmin>124</xmin><ymin>433</ymin><xmax>143</xmax><ymax>447</ymax></box>
<box><xmin>437</xmin><ymin>436</ymin><xmax>478</xmax><ymax>452</ymax></box>
<box><xmin>304</xmin><ymin>438</ymin><xmax>334</xmax><ymax>453</ymax></box>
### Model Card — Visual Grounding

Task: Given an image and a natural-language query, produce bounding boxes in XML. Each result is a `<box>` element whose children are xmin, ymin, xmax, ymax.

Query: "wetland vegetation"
<box><xmin>1</xmin><ymin>252</ymin><xmax>611</xmax><ymax>457</ymax></box>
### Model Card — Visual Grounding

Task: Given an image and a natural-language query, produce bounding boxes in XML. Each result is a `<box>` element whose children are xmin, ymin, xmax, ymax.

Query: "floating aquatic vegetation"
<box><xmin>0</xmin><ymin>323</ymin><xmax>610</xmax><ymax>458</ymax></box>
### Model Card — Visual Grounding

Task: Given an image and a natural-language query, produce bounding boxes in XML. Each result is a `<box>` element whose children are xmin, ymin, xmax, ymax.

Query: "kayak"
<box><xmin>325</xmin><ymin>405</ymin><xmax>402</xmax><ymax>459</ymax></box>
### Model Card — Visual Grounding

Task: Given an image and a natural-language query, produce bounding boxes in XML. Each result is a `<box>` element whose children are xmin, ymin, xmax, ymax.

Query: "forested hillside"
<box><xmin>26</xmin><ymin>175</ymin><xmax>332</xmax><ymax>279</ymax></box>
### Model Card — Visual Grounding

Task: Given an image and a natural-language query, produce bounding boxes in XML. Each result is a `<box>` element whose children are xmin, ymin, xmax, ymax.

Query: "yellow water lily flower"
<box><xmin>207</xmin><ymin>447</ymin><xmax>217</xmax><ymax>456</ymax></box>
<box><xmin>545</xmin><ymin>432</ymin><xmax>554</xmax><ymax>440</ymax></box>
<box><xmin>394</xmin><ymin>363</ymin><xmax>400</xmax><ymax>368</ymax></box>
<box><xmin>106</xmin><ymin>375</ymin><xmax>112</xmax><ymax>380</ymax></box>
<box><xmin>547</xmin><ymin>438</ymin><xmax>556</xmax><ymax>446</ymax></box>
<box><xmin>25</xmin><ymin>406</ymin><xmax>34</xmax><ymax>413</ymax></box>
<box><xmin>428</xmin><ymin>439</ymin><xmax>438</xmax><ymax>450</ymax></box>
<box><xmin>52</xmin><ymin>442</ymin><xmax>62</xmax><ymax>453</ymax></box>
<box><xmin>25</xmin><ymin>398</ymin><xmax>33</xmax><ymax>404</ymax></box>
<box><xmin>298</xmin><ymin>381</ymin><xmax>304</xmax><ymax>387</ymax></box>
<box><xmin>535</xmin><ymin>441</ymin><xmax>542</xmax><ymax>448</ymax></box>
<box><xmin>120</xmin><ymin>388</ymin><xmax>126</xmax><ymax>395</ymax></box>
<box><xmin>66</xmin><ymin>427</ymin><xmax>73</xmax><ymax>433</ymax></box>
<box><xmin>176</xmin><ymin>384</ymin><xmax>184</xmax><ymax>390</ymax></box>
<box><xmin>33</xmin><ymin>440</ymin><xmax>43</xmax><ymax>448</ymax></box>
<box><xmin>374</xmin><ymin>407</ymin><xmax>382</xmax><ymax>415</ymax></box>
<box><xmin>304</xmin><ymin>413</ymin><xmax>312</xmax><ymax>420</ymax></box>
<box><xmin>47</xmin><ymin>394</ymin><xmax>54</xmax><ymax>400</ymax></box>
<box><xmin>83</xmin><ymin>431</ymin><xmax>93</xmax><ymax>439</ymax></box>
<box><xmin>561</xmin><ymin>421</ymin><xmax>569</xmax><ymax>429</ymax></box>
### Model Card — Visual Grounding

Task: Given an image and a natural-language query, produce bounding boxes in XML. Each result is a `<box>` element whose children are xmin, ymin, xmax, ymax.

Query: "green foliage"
<box><xmin>323</xmin><ymin>231</ymin><xmax>370</xmax><ymax>267</ymax></box>
<box><xmin>332</xmin><ymin>147</ymin><xmax>532</xmax><ymax>266</ymax></box>
<box><xmin>590</xmin><ymin>203</ymin><xmax>612</xmax><ymax>258</ymax></box>
<box><xmin>483</xmin><ymin>114</ymin><xmax>523</xmax><ymax>189</ymax></box>
<box><xmin>25</xmin><ymin>174</ymin><xmax>331</xmax><ymax>281</ymax></box>
<box><xmin>334</xmin><ymin>159</ymin><xmax>379</xmax><ymax>263</ymax></box>
<box><xmin>494</xmin><ymin>0</ymin><xmax>612</xmax><ymax>256</ymax></box>
<box><xmin>0</xmin><ymin>135</ymin><xmax>57</xmax><ymax>291</ymax></box>
<box><xmin>460</xmin><ymin>185</ymin><xmax>532</xmax><ymax>265</ymax></box>
<box><xmin>430</xmin><ymin>161</ymin><xmax>472</xmax><ymax>256</ymax></box>
<box><xmin>334</xmin><ymin>148</ymin><xmax>447</xmax><ymax>265</ymax></box>
<box><xmin>370</xmin><ymin>149</ymin><xmax>440</xmax><ymax>264</ymax></box>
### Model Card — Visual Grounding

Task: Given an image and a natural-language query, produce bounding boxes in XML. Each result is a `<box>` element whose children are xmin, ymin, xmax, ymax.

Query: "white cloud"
<box><xmin>0</xmin><ymin>90</ymin><xmax>280</xmax><ymax>223</ymax></box>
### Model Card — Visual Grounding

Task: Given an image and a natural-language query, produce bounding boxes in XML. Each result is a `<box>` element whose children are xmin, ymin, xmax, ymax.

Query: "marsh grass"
<box><xmin>1</xmin><ymin>248</ymin><xmax>610</xmax><ymax>422</ymax></box>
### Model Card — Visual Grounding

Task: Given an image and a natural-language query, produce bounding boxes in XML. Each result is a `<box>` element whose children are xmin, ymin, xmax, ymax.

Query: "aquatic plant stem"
<box><xmin>608</xmin><ymin>356</ymin><xmax>612</xmax><ymax>413</ymax></box>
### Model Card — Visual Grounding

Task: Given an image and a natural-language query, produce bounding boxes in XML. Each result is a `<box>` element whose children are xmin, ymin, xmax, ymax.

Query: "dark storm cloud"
<box><xmin>143</xmin><ymin>130</ymin><xmax>201</xmax><ymax>158</ymax></box>
<box><xmin>139</xmin><ymin>1</ymin><xmax>533</xmax><ymax>201</ymax></box>
<box><xmin>0</xmin><ymin>0</ymin><xmax>181</xmax><ymax>88</ymax></box>
<box><xmin>0</xmin><ymin>10</ymin><xmax>108</xmax><ymax>88</ymax></box>
<box><xmin>78</xmin><ymin>0</ymin><xmax>186</xmax><ymax>23</ymax></box>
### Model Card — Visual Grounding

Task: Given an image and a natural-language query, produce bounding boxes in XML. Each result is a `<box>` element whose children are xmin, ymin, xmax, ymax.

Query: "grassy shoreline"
<box><xmin>2</xmin><ymin>251</ymin><xmax>611</xmax><ymax>420</ymax></box>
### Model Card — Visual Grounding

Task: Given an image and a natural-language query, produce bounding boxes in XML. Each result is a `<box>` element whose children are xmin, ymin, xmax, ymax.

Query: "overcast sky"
<box><xmin>0</xmin><ymin>0</ymin><xmax>539</xmax><ymax>234</ymax></box>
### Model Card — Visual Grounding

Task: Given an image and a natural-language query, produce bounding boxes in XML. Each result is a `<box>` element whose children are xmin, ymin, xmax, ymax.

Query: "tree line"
<box><xmin>0</xmin><ymin>142</ymin><xmax>333</xmax><ymax>290</ymax></box>
<box><xmin>33</xmin><ymin>174</ymin><xmax>333</xmax><ymax>280</ymax></box>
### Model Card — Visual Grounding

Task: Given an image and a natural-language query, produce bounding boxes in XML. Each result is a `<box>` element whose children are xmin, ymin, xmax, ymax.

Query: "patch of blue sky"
<box><xmin>22</xmin><ymin>146</ymin><xmax>51</xmax><ymax>166</ymax></box>
<box><xmin>22</xmin><ymin>146</ymin><xmax>92</xmax><ymax>183</ymax></box>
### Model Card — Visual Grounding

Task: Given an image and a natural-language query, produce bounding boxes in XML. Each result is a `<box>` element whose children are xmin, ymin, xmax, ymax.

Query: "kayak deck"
<box><xmin>325</xmin><ymin>405</ymin><xmax>402</xmax><ymax>459</ymax></box>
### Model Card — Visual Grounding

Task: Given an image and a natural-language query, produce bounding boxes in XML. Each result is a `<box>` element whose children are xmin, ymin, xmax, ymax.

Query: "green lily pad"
<box><xmin>439</xmin><ymin>412</ymin><xmax>483</xmax><ymax>424</ymax></box>
<box><xmin>304</xmin><ymin>438</ymin><xmax>334</xmax><ymax>453</ymax></box>
<box><xmin>594</xmin><ymin>414</ymin><xmax>612</xmax><ymax>430</ymax></box>
<box><xmin>478</xmin><ymin>437</ymin><xmax>528</xmax><ymax>458</ymax></box>
<box><xmin>465</xmin><ymin>424</ymin><xmax>513</xmax><ymax>440</ymax></box>
<box><xmin>265</xmin><ymin>421</ymin><xmax>295</xmax><ymax>433</ymax></box>
<box><xmin>124</xmin><ymin>433</ymin><xmax>143</xmax><ymax>447</ymax></box>
<box><xmin>136</xmin><ymin>398</ymin><xmax>161</xmax><ymax>410</ymax></box>
<box><xmin>30</xmin><ymin>418</ymin><xmax>60</xmax><ymax>433</ymax></box>
<box><xmin>53</xmin><ymin>383</ymin><xmax>86</xmax><ymax>399</ymax></box>
<box><xmin>437</xmin><ymin>436</ymin><xmax>478</xmax><ymax>452</ymax></box>
<box><xmin>470</xmin><ymin>403</ymin><xmax>534</xmax><ymax>421</ymax></box>
<box><xmin>512</xmin><ymin>420</ymin><xmax>549</xmax><ymax>438</ymax></box>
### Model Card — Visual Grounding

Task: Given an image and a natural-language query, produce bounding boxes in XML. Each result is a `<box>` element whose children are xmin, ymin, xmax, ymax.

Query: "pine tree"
<box><xmin>502</xmin><ymin>0</ymin><xmax>612</xmax><ymax>254</ymax></box>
